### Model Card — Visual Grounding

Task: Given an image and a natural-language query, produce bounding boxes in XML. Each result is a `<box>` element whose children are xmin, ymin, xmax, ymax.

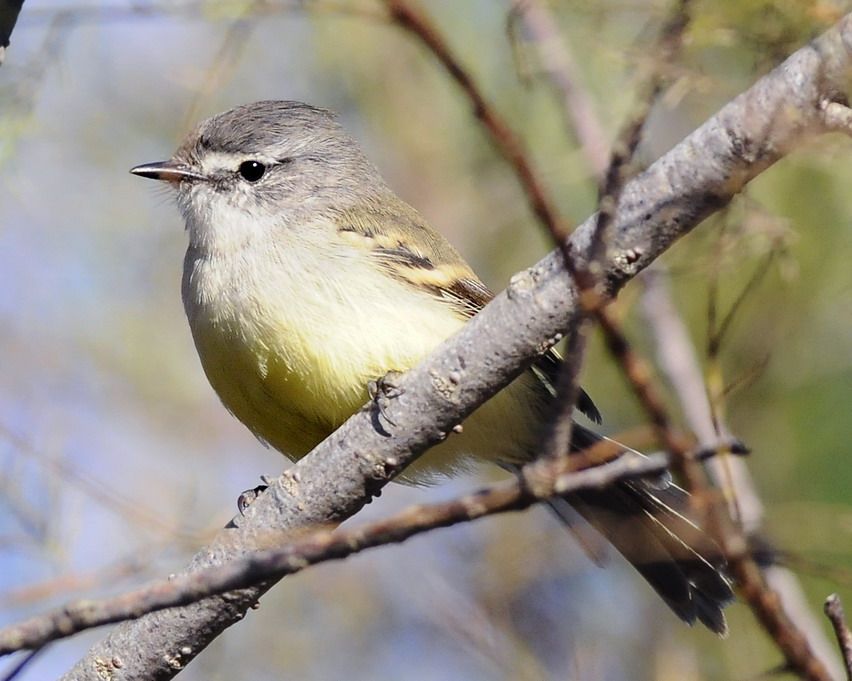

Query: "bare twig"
<box><xmin>729</xmin><ymin>559</ymin><xmax>832</xmax><ymax>681</ymax></box>
<box><xmin>708</xmin><ymin>252</ymin><xmax>775</xmax><ymax>357</ymax></box>
<box><xmin>0</xmin><ymin>648</ymin><xmax>44</xmax><ymax>681</ymax></box>
<box><xmin>0</xmin><ymin>442</ymin><xmax>736</xmax><ymax>655</ymax></box>
<box><xmin>540</xmin><ymin>0</ymin><xmax>694</xmax><ymax>466</ymax></box>
<box><xmin>509</xmin><ymin>0</ymin><xmax>610</xmax><ymax>178</ymax></box>
<box><xmin>384</xmin><ymin>0</ymin><xmax>571</xmax><ymax>241</ymax></box>
<box><xmin>825</xmin><ymin>594</ymin><xmax>852</xmax><ymax>681</ymax></box>
<box><xmin>640</xmin><ymin>270</ymin><xmax>840</xmax><ymax>680</ymax></box>
<box><xmin>763</xmin><ymin>569</ymin><xmax>846</xmax><ymax>680</ymax></box>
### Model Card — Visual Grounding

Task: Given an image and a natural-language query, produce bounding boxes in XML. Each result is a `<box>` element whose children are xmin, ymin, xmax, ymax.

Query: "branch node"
<box><xmin>819</xmin><ymin>98</ymin><xmax>852</xmax><ymax>134</ymax></box>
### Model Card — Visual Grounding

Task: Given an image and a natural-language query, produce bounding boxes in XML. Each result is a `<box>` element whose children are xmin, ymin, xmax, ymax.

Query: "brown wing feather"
<box><xmin>338</xmin><ymin>198</ymin><xmax>602</xmax><ymax>424</ymax></box>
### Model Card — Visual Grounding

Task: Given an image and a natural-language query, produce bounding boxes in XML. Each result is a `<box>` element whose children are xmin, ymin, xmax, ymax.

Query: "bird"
<box><xmin>131</xmin><ymin>100</ymin><xmax>733</xmax><ymax>633</ymax></box>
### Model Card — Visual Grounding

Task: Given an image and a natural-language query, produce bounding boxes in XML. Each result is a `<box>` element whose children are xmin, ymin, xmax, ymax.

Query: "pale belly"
<box><xmin>184</xmin><ymin>247</ymin><xmax>551</xmax><ymax>484</ymax></box>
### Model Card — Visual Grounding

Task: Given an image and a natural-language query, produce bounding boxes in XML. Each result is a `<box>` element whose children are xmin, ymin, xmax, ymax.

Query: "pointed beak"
<box><xmin>130</xmin><ymin>160</ymin><xmax>205</xmax><ymax>184</ymax></box>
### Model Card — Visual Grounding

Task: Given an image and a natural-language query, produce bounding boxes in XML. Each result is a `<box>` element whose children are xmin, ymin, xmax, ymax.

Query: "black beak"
<box><xmin>130</xmin><ymin>160</ymin><xmax>205</xmax><ymax>183</ymax></box>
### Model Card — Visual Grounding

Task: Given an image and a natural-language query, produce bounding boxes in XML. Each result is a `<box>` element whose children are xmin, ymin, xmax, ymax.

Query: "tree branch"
<box><xmin>641</xmin><ymin>269</ymin><xmax>843</xmax><ymax>680</ymax></box>
<box><xmin>0</xmin><ymin>442</ymin><xmax>737</xmax><ymax>654</ymax></box>
<box><xmin>62</xmin><ymin>11</ymin><xmax>852</xmax><ymax>681</ymax></box>
<box><xmin>509</xmin><ymin>0</ymin><xmax>610</xmax><ymax>178</ymax></box>
<box><xmin>384</xmin><ymin>0</ymin><xmax>572</xmax><ymax>240</ymax></box>
<box><xmin>825</xmin><ymin>594</ymin><xmax>852</xmax><ymax>681</ymax></box>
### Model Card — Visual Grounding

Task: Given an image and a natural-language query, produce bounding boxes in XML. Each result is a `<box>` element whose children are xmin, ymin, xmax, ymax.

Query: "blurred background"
<box><xmin>2</xmin><ymin>1</ymin><xmax>852</xmax><ymax>679</ymax></box>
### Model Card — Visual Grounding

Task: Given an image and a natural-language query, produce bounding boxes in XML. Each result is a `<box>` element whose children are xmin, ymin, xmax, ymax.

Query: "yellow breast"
<box><xmin>184</xmin><ymin>230</ymin><xmax>466</xmax><ymax>460</ymax></box>
<box><xmin>182</xmin><ymin>220</ymin><xmax>550</xmax><ymax>484</ymax></box>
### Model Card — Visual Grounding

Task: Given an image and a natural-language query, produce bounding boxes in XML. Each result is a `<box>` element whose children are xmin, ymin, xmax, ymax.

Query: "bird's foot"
<box><xmin>368</xmin><ymin>370</ymin><xmax>404</xmax><ymax>427</ymax></box>
<box><xmin>237</xmin><ymin>475</ymin><xmax>274</xmax><ymax>514</ymax></box>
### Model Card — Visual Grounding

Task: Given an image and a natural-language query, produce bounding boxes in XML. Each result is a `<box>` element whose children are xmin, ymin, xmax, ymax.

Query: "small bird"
<box><xmin>131</xmin><ymin>100</ymin><xmax>732</xmax><ymax>632</ymax></box>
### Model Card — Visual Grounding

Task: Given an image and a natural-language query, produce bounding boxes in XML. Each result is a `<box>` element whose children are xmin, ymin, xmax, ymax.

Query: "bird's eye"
<box><xmin>238</xmin><ymin>160</ymin><xmax>266</xmax><ymax>182</ymax></box>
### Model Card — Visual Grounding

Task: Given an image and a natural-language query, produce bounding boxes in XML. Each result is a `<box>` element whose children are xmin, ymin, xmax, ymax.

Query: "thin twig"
<box><xmin>509</xmin><ymin>0</ymin><xmax>610</xmax><ymax>178</ymax></box>
<box><xmin>641</xmin><ymin>269</ymin><xmax>842</xmax><ymax>680</ymax></box>
<box><xmin>825</xmin><ymin>594</ymin><xmax>852</xmax><ymax>681</ymax></box>
<box><xmin>0</xmin><ymin>442</ymin><xmax>737</xmax><ymax>655</ymax></box>
<box><xmin>384</xmin><ymin>0</ymin><xmax>571</xmax><ymax>241</ymax></box>
<box><xmin>542</xmin><ymin>0</ymin><xmax>694</xmax><ymax>465</ymax></box>
<box><xmin>708</xmin><ymin>252</ymin><xmax>775</xmax><ymax>357</ymax></box>
<box><xmin>0</xmin><ymin>648</ymin><xmax>45</xmax><ymax>681</ymax></box>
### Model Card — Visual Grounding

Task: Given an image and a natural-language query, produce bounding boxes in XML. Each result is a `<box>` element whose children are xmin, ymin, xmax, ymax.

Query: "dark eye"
<box><xmin>238</xmin><ymin>160</ymin><xmax>266</xmax><ymax>182</ymax></box>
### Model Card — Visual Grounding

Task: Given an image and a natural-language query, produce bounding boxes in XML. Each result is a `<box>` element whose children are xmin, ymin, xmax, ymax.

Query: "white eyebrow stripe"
<box><xmin>199</xmin><ymin>150</ymin><xmax>278</xmax><ymax>174</ymax></box>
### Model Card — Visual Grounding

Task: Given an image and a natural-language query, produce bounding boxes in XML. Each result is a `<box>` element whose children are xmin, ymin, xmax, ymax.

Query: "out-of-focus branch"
<box><xmin>509</xmin><ymin>0</ymin><xmax>610</xmax><ymax>178</ymax></box>
<box><xmin>1</xmin><ymin>549</ymin><xmax>157</xmax><ymax>610</ymax></box>
<box><xmin>181</xmin><ymin>11</ymin><xmax>260</xmax><ymax>134</ymax></box>
<box><xmin>384</xmin><ymin>0</ymin><xmax>571</xmax><ymax>241</ymax></box>
<box><xmin>640</xmin><ymin>270</ymin><xmax>842</xmax><ymax>680</ymax></box>
<box><xmin>537</xmin><ymin>0</ymin><xmax>693</xmax><ymax>466</ymax></box>
<box><xmin>640</xmin><ymin>270</ymin><xmax>765</xmax><ymax>527</ymax></box>
<box><xmin>0</xmin><ymin>442</ymin><xmax>737</xmax><ymax>654</ymax></box>
<box><xmin>64</xmin><ymin>9</ymin><xmax>852</xmax><ymax>680</ymax></box>
<box><xmin>0</xmin><ymin>648</ymin><xmax>43</xmax><ymax>681</ymax></box>
<box><xmin>0</xmin><ymin>423</ymin><xmax>195</xmax><ymax>542</ymax></box>
<box><xmin>16</xmin><ymin>0</ymin><xmax>384</xmax><ymax>26</ymax></box>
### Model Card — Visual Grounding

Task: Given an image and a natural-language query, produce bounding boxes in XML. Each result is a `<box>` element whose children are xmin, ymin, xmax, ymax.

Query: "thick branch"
<box><xmin>64</xmin><ymin>13</ymin><xmax>852</xmax><ymax>681</ymax></box>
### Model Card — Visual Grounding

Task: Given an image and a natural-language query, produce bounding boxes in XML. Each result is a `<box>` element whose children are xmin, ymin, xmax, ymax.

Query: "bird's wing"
<box><xmin>336</xmin><ymin>197</ymin><xmax>601</xmax><ymax>423</ymax></box>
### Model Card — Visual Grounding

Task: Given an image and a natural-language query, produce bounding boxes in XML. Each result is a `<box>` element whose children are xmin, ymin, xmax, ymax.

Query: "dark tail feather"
<box><xmin>563</xmin><ymin>424</ymin><xmax>734</xmax><ymax>634</ymax></box>
<box><xmin>543</xmin><ymin>496</ymin><xmax>610</xmax><ymax>567</ymax></box>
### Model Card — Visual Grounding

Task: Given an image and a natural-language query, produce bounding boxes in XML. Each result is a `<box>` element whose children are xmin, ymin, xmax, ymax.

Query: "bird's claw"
<box><xmin>368</xmin><ymin>371</ymin><xmax>404</xmax><ymax>427</ymax></box>
<box><xmin>237</xmin><ymin>483</ymin><xmax>269</xmax><ymax>514</ymax></box>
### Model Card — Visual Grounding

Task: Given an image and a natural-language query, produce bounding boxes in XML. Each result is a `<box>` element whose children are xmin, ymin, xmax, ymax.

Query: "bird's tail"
<box><xmin>558</xmin><ymin>424</ymin><xmax>734</xmax><ymax>634</ymax></box>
